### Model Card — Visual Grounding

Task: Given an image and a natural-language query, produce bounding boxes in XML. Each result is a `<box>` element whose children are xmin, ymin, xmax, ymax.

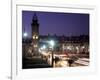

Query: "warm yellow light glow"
<box><xmin>76</xmin><ymin>46</ymin><xmax>79</xmax><ymax>50</ymax></box>
<box><xmin>33</xmin><ymin>36</ymin><xmax>35</xmax><ymax>39</ymax></box>
<box><xmin>33</xmin><ymin>35</ymin><xmax>38</xmax><ymax>39</ymax></box>
<box><xmin>82</xmin><ymin>46</ymin><xmax>85</xmax><ymax>49</ymax></box>
<box><xmin>36</xmin><ymin>36</ymin><xmax>38</xmax><ymax>39</ymax></box>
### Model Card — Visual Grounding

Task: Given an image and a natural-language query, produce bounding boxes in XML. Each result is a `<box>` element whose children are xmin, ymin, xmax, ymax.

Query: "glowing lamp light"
<box><xmin>49</xmin><ymin>40</ymin><xmax>55</xmax><ymax>47</ymax></box>
<box><xmin>36</xmin><ymin>36</ymin><xmax>38</xmax><ymax>39</ymax></box>
<box><xmin>32</xmin><ymin>35</ymin><xmax>38</xmax><ymax>39</ymax></box>
<box><xmin>67</xmin><ymin>46</ymin><xmax>71</xmax><ymax>50</ymax></box>
<box><xmin>76</xmin><ymin>46</ymin><xmax>79</xmax><ymax>50</ymax></box>
<box><xmin>32</xmin><ymin>36</ymin><xmax>35</xmax><ymax>39</ymax></box>
<box><xmin>23</xmin><ymin>32</ymin><xmax>28</xmax><ymax>37</ymax></box>
<box><xmin>41</xmin><ymin>45</ymin><xmax>46</xmax><ymax>50</ymax></box>
<box><xmin>43</xmin><ymin>45</ymin><xmax>46</xmax><ymax>49</ymax></box>
<box><xmin>82</xmin><ymin>46</ymin><xmax>85</xmax><ymax>49</ymax></box>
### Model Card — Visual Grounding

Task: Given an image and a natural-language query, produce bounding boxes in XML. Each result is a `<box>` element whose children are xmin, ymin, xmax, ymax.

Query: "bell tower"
<box><xmin>31</xmin><ymin>13</ymin><xmax>39</xmax><ymax>55</ymax></box>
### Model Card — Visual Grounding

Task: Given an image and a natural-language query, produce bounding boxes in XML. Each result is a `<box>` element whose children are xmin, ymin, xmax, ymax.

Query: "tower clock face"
<box><xmin>36</xmin><ymin>36</ymin><xmax>38</xmax><ymax>39</ymax></box>
<box><xmin>31</xmin><ymin>13</ymin><xmax>39</xmax><ymax>40</ymax></box>
<box><xmin>32</xmin><ymin>35</ymin><xmax>35</xmax><ymax>39</ymax></box>
<box><xmin>32</xmin><ymin>35</ymin><xmax>38</xmax><ymax>39</ymax></box>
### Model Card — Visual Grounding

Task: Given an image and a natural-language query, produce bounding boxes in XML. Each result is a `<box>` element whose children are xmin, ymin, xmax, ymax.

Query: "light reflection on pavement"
<box><xmin>54</xmin><ymin>60</ymin><xmax>68</xmax><ymax>67</ymax></box>
<box><xmin>40</xmin><ymin>51</ymin><xmax>89</xmax><ymax>67</ymax></box>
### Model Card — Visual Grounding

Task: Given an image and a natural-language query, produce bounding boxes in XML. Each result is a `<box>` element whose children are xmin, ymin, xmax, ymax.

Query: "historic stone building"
<box><xmin>22</xmin><ymin>13</ymin><xmax>89</xmax><ymax>58</ymax></box>
<box><xmin>31</xmin><ymin>13</ymin><xmax>39</xmax><ymax>55</ymax></box>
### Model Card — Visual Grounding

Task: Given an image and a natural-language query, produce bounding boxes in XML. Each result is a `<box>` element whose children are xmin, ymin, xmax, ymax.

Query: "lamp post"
<box><xmin>23</xmin><ymin>32</ymin><xmax>28</xmax><ymax>42</ymax></box>
<box><xmin>49</xmin><ymin>40</ymin><xmax>55</xmax><ymax>67</ymax></box>
<box><xmin>23</xmin><ymin>32</ymin><xmax>28</xmax><ymax>37</ymax></box>
<box><xmin>23</xmin><ymin>32</ymin><xmax>28</xmax><ymax>58</ymax></box>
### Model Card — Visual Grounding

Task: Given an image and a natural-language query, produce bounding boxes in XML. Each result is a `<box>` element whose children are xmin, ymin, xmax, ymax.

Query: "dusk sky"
<box><xmin>22</xmin><ymin>11</ymin><xmax>89</xmax><ymax>38</ymax></box>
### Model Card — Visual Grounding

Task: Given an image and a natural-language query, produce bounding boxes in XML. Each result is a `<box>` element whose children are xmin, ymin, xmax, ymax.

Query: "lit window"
<box><xmin>76</xmin><ymin>46</ymin><xmax>79</xmax><ymax>50</ymax></box>
<box><xmin>67</xmin><ymin>46</ymin><xmax>71</xmax><ymax>50</ymax></box>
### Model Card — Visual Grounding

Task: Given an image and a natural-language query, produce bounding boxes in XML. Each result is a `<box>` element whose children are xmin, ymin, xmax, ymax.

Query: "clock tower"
<box><xmin>31</xmin><ymin>13</ymin><xmax>39</xmax><ymax>55</ymax></box>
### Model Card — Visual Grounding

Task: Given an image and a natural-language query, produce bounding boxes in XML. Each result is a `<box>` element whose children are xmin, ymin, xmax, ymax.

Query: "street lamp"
<box><xmin>40</xmin><ymin>45</ymin><xmax>46</xmax><ymax>50</ymax></box>
<box><xmin>49</xmin><ymin>40</ymin><xmax>55</xmax><ymax>48</ymax></box>
<box><xmin>23</xmin><ymin>32</ymin><xmax>28</xmax><ymax>58</ymax></box>
<box><xmin>49</xmin><ymin>40</ymin><xmax>55</xmax><ymax>67</ymax></box>
<box><xmin>43</xmin><ymin>45</ymin><xmax>46</xmax><ymax>49</ymax></box>
<box><xmin>23</xmin><ymin>32</ymin><xmax>28</xmax><ymax>37</ymax></box>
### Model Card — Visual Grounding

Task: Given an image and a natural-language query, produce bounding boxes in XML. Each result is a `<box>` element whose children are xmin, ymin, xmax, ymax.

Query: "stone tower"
<box><xmin>31</xmin><ymin>13</ymin><xmax>39</xmax><ymax>55</ymax></box>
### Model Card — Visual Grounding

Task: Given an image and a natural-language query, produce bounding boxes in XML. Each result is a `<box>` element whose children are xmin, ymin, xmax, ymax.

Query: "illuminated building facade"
<box><xmin>22</xmin><ymin>13</ymin><xmax>89</xmax><ymax>58</ymax></box>
<box><xmin>31</xmin><ymin>13</ymin><xmax>39</xmax><ymax>55</ymax></box>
